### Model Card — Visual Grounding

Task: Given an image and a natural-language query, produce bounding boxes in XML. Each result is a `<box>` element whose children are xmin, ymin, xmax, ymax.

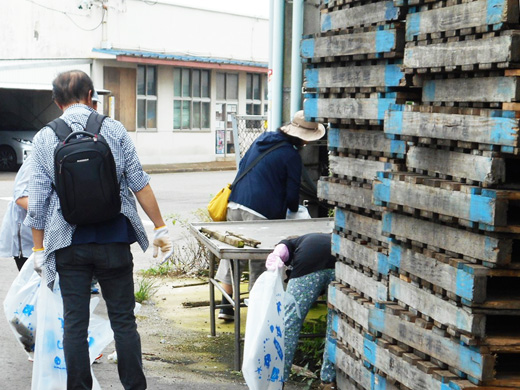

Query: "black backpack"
<box><xmin>47</xmin><ymin>112</ymin><xmax>121</xmax><ymax>225</ymax></box>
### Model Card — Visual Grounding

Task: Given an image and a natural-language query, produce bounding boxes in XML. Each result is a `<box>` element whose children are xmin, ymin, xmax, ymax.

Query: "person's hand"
<box><xmin>33</xmin><ymin>248</ymin><xmax>45</xmax><ymax>276</ymax></box>
<box><xmin>265</xmin><ymin>253</ymin><xmax>284</xmax><ymax>271</ymax></box>
<box><xmin>153</xmin><ymin>226</ymin><xmax>174</xmax><ymax>263</ymax></box>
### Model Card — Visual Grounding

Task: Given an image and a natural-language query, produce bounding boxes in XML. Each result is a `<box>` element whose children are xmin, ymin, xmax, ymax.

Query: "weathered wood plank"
<box><xmin>329</xmin><ymin>128</ymin><xmax>406</xmax><ymax>156</ymax></box>
<box><xmin>406</xmin><ymin>146</ymin><xmax>506</xmax><ymax>186</ymax></box>
<box><xmin>302</xmin><ymin>29</ymin><xmax>405</xmax><ymax>59</ymax></box>
<box><xmin>322</xmin><ymin>1</ymin><xmax>401</xmax><ymax>31</ymax></box>
<box><xmin>335</xmin><ymin>260</ymin><xmax>389</xmax><ymax>302</ymax></box>
<box><xmin>385</xmin><ymin>109</ymin><xmax>520</xmax><ymax>148</ymax></box>
<box><xmin>318</xmin><ymin>178</ymin><xmax>383</xmax><ymax>212</ymax></box>
<box><xmin>382</xmin><ymin>212</ymin><xmax>512</xmax><ymax>265</ymax></box>
<box><xmin>333</xmin><ymin>233</ymin><xmax>390</xmax><ymax>276</ymax></box>
<box><xmin>304</xmin><ymin>63</ymin><xmax>404</xmax><ymax>89</ymax></box>
<box><xmin>328</xmin><ymin>283</ymin><xmax>370</xmax><ymax>329</ymax></box>
<box><xmin>404</xmin><ymin>33</ymin><xmax>520</xmax><ymax>69</ymax></box>
<box><xmin>373</xmin><ymin>173</ymin><xmax>509</xmax><ymax>227</ymax></box>
<box><xmin>331</xmin><ymin>311</ymin><xmax>478</xmax><ymax>390</ymax></box>
<box><xmin>334</xmin><ymin>345</ymin><xmax>374</xmax><ymax>390</ymax></box>
<box><xmin>406</xmin><ymin>0</ymin><xmax>519</xmax><ymax>41</ymax></box>
<box><xmin>305</xmin><ymin>97</ymin><xmax>396</xmax><ymax>121</ymax></box>
<box><xmin>367</xmin><ymin>307</ymin><xmax>496</xmax><ymax>380</ymax></box>
<box><xmin>330</xmin><ymin>155</ymin><xmax>393</xmax><ymax>182</ymax></box>
<box><xmin>335</xmin><ymin>208</ymin><xmax>389</xmax><ymax>244</ymax></box>
<box><xmin>421</xmin><ymin>77</ymin><xmax>520</xmax><ymax>103</ymax></box>
<box><xmin>388</xmin><ymin>242</ymin><xmax>487</xmax><ymax>303</ymax></box>
<box><xmin>389</xmin><ymin>275</ymin><xmax>486</xmax><ymax>337</ymax></box>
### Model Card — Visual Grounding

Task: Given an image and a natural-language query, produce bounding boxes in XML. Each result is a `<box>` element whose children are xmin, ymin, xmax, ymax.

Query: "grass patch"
<box><xmin>135</xmin><ymin>278</ymin><xmax>159</xmax><ymax>303</ymax></box>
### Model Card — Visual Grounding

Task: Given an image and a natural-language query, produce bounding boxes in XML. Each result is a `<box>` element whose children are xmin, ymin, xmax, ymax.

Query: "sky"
<box><xmin>163</xmin><ymin>0</ymin><xmax>270</xmax><ymax>18</ymax></box>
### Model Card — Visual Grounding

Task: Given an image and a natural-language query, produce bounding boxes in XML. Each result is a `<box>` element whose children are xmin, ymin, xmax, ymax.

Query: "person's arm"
<box><xmin>15</xmin><ymin>196</ymin><xmax>28</xmax><ymax>210</ymax></box>
<box><xmin>134</xmin><ymin>184</ymin><xmax>165</xmax><ymax>228</ymax></box>
<box><xmin>32</xmin><ymin>228</ymin><xmax>44</xmax><ymax>250</ymax></box>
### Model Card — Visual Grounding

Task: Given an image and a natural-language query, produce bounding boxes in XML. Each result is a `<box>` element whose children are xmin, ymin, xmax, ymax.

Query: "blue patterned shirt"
<box><xmin>25</xmin><ymin>104</ymin><xmax>150</xmax><ymax>285</ymax></box>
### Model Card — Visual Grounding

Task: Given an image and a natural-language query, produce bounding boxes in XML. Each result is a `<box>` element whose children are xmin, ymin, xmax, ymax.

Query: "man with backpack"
<box><xmin>25</xmin><ymin>70</ymin><xmax>173</xmax><ymax>390</ymax></box>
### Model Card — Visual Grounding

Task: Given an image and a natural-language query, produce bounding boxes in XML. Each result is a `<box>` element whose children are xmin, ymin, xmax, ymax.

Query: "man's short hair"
<box><xmin>52</xmin><ymin>70</ymin><xmax>94</xmax><ymax>106</ymax></box>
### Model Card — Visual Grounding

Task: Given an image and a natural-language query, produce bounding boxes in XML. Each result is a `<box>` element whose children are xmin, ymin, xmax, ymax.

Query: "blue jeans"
<box><xmin>56</xmin><ymin>243</ymin><xmax>146</xmax><ymax>390</ymax></box>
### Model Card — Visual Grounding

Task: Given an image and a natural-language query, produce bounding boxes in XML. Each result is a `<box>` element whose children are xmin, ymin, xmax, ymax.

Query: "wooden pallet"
<box><xmin>333</xmin><ymin>231</ymin><xmax>390</xmax><ymax>274</ymax></box>
<box><xmin>329</xmin><ymin>290</ymin><xmax>496</xmax><ymax>382</ymax></box>
<box><xmin>388</xmin><ymin>241</ymin><xmax>520</xmax><ymax>305</ymax></box>
<box><xmin>335</xmin><ymin>207</ymin><xmax>391</xmax><ymax>244</ymax></box>
<box><xmin>329</xmin><ymin>128</ymin><xmax>407</xmax><ymax>158</ymax></box>
<box><xmin>321</xmin><ymin>0</ymin><xmax>403</xmax><ymax>32</ymax></box>
<box><xmin>305</xmin><ymin>97</ymin><xmax>399</xmax><ymax>122</ymax></box>
<box><xmin>406</xmin><ymin>146</ymin><xmax>506</xmax><ymax>187</ymax></box>
<box><xmin>301</xmin><ymin>27</ymin><xmax>405</xmax><ymax>61</ymax></box>
<box><xmin>373</xmin><ymin>171</ymin><xmax>520</xmax><ymax>231</ymax></box>
<box><xmin>330</xmin><ymin>154</ymin><xmax>404</xmax><ymax>183</ymax></box>
<box><xmin>334</xmin><ymin>258</ymin><xmax>389</xmax><ymax>302</ymax></box>
<box><xmin>304</xmin><ymin>61</ymin><xmax>405</xmax><ymax>91</ymax></box>
<box><xmin>403</xmin><ymin>30</ymin><xmax>520</xmax><ymax>72</ymax></box>
<box><xmin>384</xmin><ymin>107</ymin><xmax>520</xmax><ymax>154</ymax></box>
<box><xmin>389</xmin><ymin>274</ymin><xmax>520</xmax><ymax>342</ymax></box>
<box><xmin>318</xmin><ymin>176</ymin><xmax>383</xmax><ymax>213</ymax></box>
<box><xmin>381</xmin><ymin>212</ymin><xmax>515</xmax><ymax>267</ymax></box>
<box><xmin>405</xmin><ymin>0</ymin><xmax>519</xmax><ymax>42</ymax></box>
<box><xmin>421</xmin><ymin>76</ymin><xmax>520</xmax><ymax>104</ymax></box>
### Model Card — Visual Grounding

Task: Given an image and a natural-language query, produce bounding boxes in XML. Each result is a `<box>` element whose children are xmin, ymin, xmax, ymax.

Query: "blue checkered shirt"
<box><xmin>24</xmin><ymin>104</ymin><xmax>150</xmax><ymax>285</ymax></box>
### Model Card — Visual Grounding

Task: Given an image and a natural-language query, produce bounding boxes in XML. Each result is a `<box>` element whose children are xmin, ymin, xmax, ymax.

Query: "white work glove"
<box><xmin>33</xmin><ymin>248</ymin><xmax>45</xmax><ymax>276</ymax></box>
<box><xmin>265</xmin><ymin>244</ymin><xmax>290</xmax><ymax>271</ymax></box>
<box><xmin>265</xmin><ymin>253</ymin><xmax>284</xmax><ymax>271</ymax></box>
<box><xmin>153</xmin><ymin>225</ymin><xmax>174</xmax><ymax>263</ymax></box>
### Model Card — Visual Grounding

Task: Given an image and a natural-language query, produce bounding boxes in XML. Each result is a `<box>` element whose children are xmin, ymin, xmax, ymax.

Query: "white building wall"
<box><xmin>0</xmin><ymin>0</ymin><xmax>269</xmax><ymax>165</ymax></box>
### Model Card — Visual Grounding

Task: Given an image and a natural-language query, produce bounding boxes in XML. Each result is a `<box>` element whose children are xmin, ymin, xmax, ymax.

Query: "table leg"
<box><xmin>209</xmin><ymin>253</ymin><xmax>216</xmax><ymax>337</ymax></box>
<box><xmin>233</xmin><ymin>258</ymin><xmax>242</xmax><ymax>371</ymax></box>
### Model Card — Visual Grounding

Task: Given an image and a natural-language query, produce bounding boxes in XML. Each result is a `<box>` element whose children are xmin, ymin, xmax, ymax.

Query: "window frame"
<box><xmin>173</xmin><ymin>67</ymin><xmax>211</xmax><ymax>131</ymax></box>
<box><xmin>137</xmin><ymin>65</ymin><xmax>158</xmax><ymax>131</ymax></box>
<box><xmin>245</xmin><ymin>73</ymin><xmax>268</xmax><ymax>116</ymax></box>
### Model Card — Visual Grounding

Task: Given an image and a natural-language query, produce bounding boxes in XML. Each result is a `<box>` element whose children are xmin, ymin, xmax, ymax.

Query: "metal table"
<box><xmin>188</xmin><ymin>218</ymin><xmax>333</xmax><ymax>370</ymax></box>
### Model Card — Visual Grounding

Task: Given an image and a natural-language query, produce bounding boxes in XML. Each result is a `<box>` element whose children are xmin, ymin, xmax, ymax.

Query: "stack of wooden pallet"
<box><xmin>307</xmin><ymin>0</ymin><xmax>520</xmax><ymax>388</ymax></box>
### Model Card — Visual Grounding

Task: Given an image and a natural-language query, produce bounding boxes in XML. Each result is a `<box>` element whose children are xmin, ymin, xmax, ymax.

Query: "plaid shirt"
<box><xmin>25</xmin><ymin>104</ymin><xmax>150</xmax><ymax>285</ymax></box>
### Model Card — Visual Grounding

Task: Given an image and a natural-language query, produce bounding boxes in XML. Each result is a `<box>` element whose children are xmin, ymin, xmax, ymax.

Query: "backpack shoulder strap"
<box><xmin>84</xmin><ymin>112</ymin><xmax>107</xmax><ymax>135</ymax></box>
<box><xmin>47</xmin><ymin>118</ymin><xmax>72</xmax><ymax>141</ymax></box>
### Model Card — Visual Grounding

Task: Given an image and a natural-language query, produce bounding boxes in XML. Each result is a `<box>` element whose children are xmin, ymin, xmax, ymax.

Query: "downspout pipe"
<box><xmin>268</xmin><ymin>0</ymin><xmax>275</xmax><ymax>131</ymax></box>
<box><xmin>269</xmin><ymin>0</ymin><xmax>285</xmax><ymax>131</ymax></box>
<box><xmin>290</xmin><ymin>0</ymin><xmax>304</xmax><ymax>117</ymax></box>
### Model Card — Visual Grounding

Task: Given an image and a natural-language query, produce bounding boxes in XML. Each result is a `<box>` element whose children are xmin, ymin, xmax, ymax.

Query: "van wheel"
<box><xmin>0</xmin><ymin>145</ymin><xmax>17</xmax><ymax>171</ymax></box>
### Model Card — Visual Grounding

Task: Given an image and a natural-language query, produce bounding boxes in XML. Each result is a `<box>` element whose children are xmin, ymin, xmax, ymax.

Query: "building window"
<box><xmin>173</xmin><ymin>68</ymin><xmax>211</xmax><ymax>130</ymax></box>
<box><xmin>215</xmin><ymin>72</ymin><xmax>238</xmax><ymax>154</ymax></box>
<box><xmin>137</xmin><ymin>65</ymin><xmax>157</xmax><ymax>130</ymax></box>
<box><xmin>246</xmin><ymin>73</ymin><xmax>267</xmax><ymax>115</ymax></box>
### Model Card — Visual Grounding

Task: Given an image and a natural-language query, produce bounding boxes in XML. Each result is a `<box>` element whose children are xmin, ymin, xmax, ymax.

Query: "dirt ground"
<box><xmin>130</xmin><ymin>277</ymin><xmax>246</xmax><ymax>387</ymax></box>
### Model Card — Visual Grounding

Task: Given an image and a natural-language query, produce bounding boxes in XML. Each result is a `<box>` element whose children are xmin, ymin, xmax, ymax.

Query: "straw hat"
<box><xmin>280</xmin><ymin>110</ymin><xmax>325</xmax><ymax>142</ymax></box>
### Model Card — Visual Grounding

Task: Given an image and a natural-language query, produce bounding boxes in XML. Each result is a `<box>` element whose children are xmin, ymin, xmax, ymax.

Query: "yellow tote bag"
<box><xmin>207</xmin><ymin>184</ymin><xmax>232</xmax><ymax>221</ymax></box>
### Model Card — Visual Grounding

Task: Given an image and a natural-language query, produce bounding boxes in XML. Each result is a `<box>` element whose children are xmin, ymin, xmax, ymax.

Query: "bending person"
<box><xmin>266</xmin><ymin>233</ymin><xmax>336</xmax><ymax>390</ymax></box>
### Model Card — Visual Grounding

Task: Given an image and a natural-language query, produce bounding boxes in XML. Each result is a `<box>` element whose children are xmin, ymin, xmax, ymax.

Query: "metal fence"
<box><xmin>231</xmin><ymin>114</ymin><xmax>268</xmax><ymax>167</ymax></box>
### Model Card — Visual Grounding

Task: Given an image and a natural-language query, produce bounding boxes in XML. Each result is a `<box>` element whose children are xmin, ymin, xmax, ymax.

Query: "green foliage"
<box><xmin>134</xmin><ymin>278</ymin><xmax>158</xmax><ymax>303</ymax></box>
<box><xmin>290</xmin><ymin>313</ymin><xmax>328</xmax><ymax>387</ymax></box>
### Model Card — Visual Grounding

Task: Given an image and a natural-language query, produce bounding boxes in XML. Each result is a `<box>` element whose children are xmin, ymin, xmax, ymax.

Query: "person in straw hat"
<box><xmin>215</xmin><ymin>110</ymin><xmax>326</xmax><ymax>321</ymax></box>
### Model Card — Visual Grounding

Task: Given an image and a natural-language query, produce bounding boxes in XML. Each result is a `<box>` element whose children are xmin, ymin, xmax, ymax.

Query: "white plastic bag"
<box><xmin>30</xmin><ymin>275</ymin><xmax>113</xmax><ymax>390</ymax></box>
<box><xmin>3</xmin><ymin>254</ymin><xmax>40</xmax><ymax>358</ymax></box>
<box><xmin>242</xmin><ymin>267</ymin><xmax>292</xmax><ymax>389</ymax></box>
<box><xmin>286</xmin><ymin>205</ymin><xmax>311</xmax><ymax>220</ymax></box>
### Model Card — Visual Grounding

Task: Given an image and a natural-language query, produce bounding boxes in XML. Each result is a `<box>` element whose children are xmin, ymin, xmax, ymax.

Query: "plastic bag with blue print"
<box><xmin>30</xmin><ymin>273</ymin><xmax>113</xmax><ymax>390</ymax></box>
<box><xmin>242</xmin><ymin>266</ymin><xmax>299</xmax><ymax>390</ymax></box>
<box><xmin>3</xmin><ymin>253</ymin><xmax>41</xmax><ymax>360</ymax></box>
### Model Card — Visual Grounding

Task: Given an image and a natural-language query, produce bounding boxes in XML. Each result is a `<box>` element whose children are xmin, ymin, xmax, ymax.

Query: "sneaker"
<box><xmin>91</xmin><ymin>282</ymin><xmax>100</xmax><ymax>294</ymax></box>
<box><xmin>218</xmin><ymin>307</ymin><xmax>234</xmax><ymax>321</ymax></box>
<box><xmin>318</xmin><ymin>382</ymin><xmax>337</xmax><ymax>390</ymax></box>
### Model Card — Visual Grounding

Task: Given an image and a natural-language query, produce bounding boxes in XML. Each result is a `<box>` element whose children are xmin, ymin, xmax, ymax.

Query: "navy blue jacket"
<box><xmin>229</xmin><ymin>131</ymin><xmax>302</xmax><ymax>219</ymax></box>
